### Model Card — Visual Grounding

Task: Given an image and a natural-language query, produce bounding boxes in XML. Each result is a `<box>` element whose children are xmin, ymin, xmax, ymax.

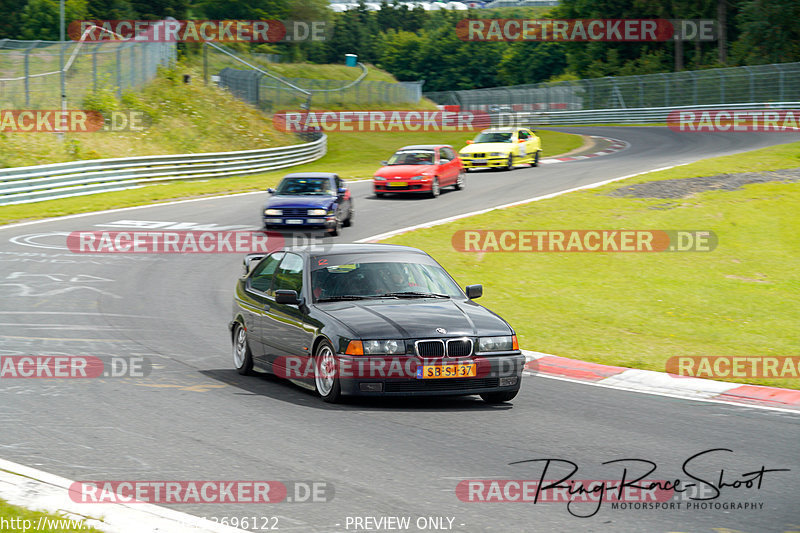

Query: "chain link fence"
<box><xmin>0</xmin><ymin>35</ymin><xmax>176</xmax><ymax>110</ymax></box>
<box><xmin>425</xmin><ymin>62</ymin><xmax>800</xmax><ymax>112</ymax></box>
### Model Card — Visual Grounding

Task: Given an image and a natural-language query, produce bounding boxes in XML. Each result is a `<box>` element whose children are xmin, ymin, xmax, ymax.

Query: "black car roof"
<box><xmin>281</xmin><ymin>243</ymin><xmax>426</xmax><ymax>256</ymax></box>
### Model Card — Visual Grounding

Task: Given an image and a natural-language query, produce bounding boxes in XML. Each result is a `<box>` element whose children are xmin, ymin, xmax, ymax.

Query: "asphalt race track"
<box><xmin>1</xmin><ymin>127</ymin><xmax>799</xmax><ymax>533</ymax></box>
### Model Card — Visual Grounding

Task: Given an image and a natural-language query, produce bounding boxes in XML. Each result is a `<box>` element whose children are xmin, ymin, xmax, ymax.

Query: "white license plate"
<box><xmin>472</xmin><ymin>159</ymin><xmax>487</xmax><ymax>165</ymax></box>
<box><xmin>286</xmin><ymin>219</ymin><xmax>304</xmax><ymax>225</ymax></box>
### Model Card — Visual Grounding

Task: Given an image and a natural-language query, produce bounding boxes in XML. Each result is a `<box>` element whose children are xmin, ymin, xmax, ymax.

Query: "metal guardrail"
<box><xmin>492</xmin><ymin>102</ymin><xmax>800</xmax><ymax>126</ymax></box>
<box><xmin>0</xmin><ymin>135</ymin><xmax>327</xmax><ymax>206</ymax></box>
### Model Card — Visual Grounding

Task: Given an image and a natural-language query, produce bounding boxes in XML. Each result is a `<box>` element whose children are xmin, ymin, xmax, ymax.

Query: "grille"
<box><xmin>416</xmin><ymin>340</ymin><xmax>445</xmax><ymax>357</ymax></box>
<box><xmin>281</xmin><ymin>208</ymin><xmax>307</xmax><ymax>217</ymax></box>
<box><xmin>385</xmin><ymin>377</ymin><xmax>499</xmax><ymax>392</ymax></box>
<box><xmin>446</xmin><ymin>339</ymin><xmax>472</xmax><ymax>357</ymax></box>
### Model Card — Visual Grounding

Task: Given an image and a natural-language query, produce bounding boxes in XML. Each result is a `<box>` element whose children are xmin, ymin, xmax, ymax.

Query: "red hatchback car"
<box><xmin>373</xmin><ymin>145</ymin><xmax>465</xmax><ymax>198</ymax></box>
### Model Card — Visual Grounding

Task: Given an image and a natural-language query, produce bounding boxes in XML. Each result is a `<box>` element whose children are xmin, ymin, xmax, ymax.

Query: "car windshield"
<box><xmin>474</xmin><ymin>132</ymin><xmax>513</xmax><ymax>143</ymax></box>
<box><xmin>311</xmin><ymin>258</ymin><xmax>464</xmax><ymax>301</ymax></box>
<box><xmin>386</xmin><ymin>150</ymin><xmax>435</xmax><ymax>165</ymax></box>
<box><xmin>275</xmin><ymin>177</ymin><xmax>333</xmax><ymax>195</ymax></box>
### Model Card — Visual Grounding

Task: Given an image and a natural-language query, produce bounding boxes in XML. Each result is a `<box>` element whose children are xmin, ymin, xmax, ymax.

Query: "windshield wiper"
<box><xmin>316</xmin><ymin>295</ymin><xmax>376</xmax><ymax>302</ymax></box>
<box><xmin>378</xmin><ymin>292</ymin><xmax>449</xmax><ymax>299</ymax></box>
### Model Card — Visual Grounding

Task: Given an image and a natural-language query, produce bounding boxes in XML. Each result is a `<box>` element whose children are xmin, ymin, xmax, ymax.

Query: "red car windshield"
<box><xmin>387</xmin><ymin>150</ymin><xmax>435</xmax><ymax>165</ymax></box>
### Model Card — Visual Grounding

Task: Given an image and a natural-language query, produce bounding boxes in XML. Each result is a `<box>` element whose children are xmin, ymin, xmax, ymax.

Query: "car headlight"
<box><xmin>489</xmin><ymin>152</ymin><xmax>504</xmax><ymax>157</ymax></box>
<box><xmin>477</xmin><ymin>335</ymin><xmax>514</xmax><ymax>352</ymax></box>
<box><xmin>265</xmin><ymin>208</ymin><xmax>282</xmax><ymax>216</ymax></box>
<box><xmin>410</xmin><ymin>175</ymin><xmax>430</xmax><ymax>180</ymax></box>
<box><xmin>308</xmin><ymin>208</ymin><xmax>327</xmax><ymax>216</ymax></box>
<box><xmin>363</xmin><ymin>339</ymin><xmax>406</xmax><ymax>355</ymax></box>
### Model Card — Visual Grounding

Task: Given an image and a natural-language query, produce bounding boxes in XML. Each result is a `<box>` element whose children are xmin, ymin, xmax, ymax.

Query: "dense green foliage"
<box><xmin>3</xmin><ymin>0</ymin><xmax>798</xmax><ymax>90</ymax></box>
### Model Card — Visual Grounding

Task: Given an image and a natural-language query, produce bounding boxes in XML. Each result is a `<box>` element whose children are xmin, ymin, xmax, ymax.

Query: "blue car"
<box><xmin>263</xmin><ymin>173</ymin><xmax>354</xmax><ymax>236</ymax></box>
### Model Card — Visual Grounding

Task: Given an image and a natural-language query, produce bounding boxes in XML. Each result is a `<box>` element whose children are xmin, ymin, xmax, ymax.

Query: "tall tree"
<box><xmin>19</xmin><ymin>0</ymin><xmax>89</xmax><ymax>40</ymax></box>
<box><xmin>0</xmin><ymin>0</ymin><xmax>28</xmax><ymax>38</ymax></box>
<box><xmin>732</xmin><ymin>0</ymin><xmax>800</xmax><ymax>64</ymax></box>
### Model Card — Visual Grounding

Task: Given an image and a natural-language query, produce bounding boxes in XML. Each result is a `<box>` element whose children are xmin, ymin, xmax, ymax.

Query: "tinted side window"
<box><xmin>273</xmin><ymin>253</ymin><xmax>304</xmax><ymax>294</ymax></box>
<box><xmin>442</xmin><ymin>147</ymin><xmax>456</xmax><ymax>160</ymax></box>
<box><xmin>249</xmin><ymin>252</ymin><xmax>284</xmax><ymax>293</ymax></box>
<box><xmin>518</xmin><ymin>130</ymin><xmax>529</xmax><ymax>140</ymax></box>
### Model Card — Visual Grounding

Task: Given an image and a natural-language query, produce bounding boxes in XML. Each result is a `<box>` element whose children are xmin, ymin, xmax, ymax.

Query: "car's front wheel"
<box><xmin>454</xmin><ymin>171</ymin><xmax>465</xmax><ymax>190</ymax></box>
<box><xmin>430</xmin><ymin>177</ymin><xmax>440</xmax><ymax>198</ymax></box>
<box><xmin>480</xmin><ymin>390</ymin><xmax>518</xmax><ymax>404</ymax></box>
<box><xmin>329</xmin><ymin>218</ymin><xmax>341</xmax><ymax>237</ymax></box>
<box><xmin>232</xmin><ymin>323</ymin><xmax>254</xmax><ymax>375</ymax></box>
<box><xmin>314</xmin><ymin>340</ymin><xmax>341</xmax><ymax>403</ymax></box>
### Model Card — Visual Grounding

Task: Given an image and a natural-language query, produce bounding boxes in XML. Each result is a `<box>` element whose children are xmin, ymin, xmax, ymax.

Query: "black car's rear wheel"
<box><xmin>232</xmin><ymin>323</ymin><xmax>254</xmax><ymax>375</ymax></box>
<box><xmin>480</xmin><ymin>390</ymin><xmax>518</xmax><ymax>404</ymax></box>
<box><xmin>343</xmin><ymin>206</ymin><xmax>353</xmax><ymax>227</ymax></box>
<box><xmin>314</xmin><ymin>340</ymin><xmax>341</xmax><ymax>403</ymax></box>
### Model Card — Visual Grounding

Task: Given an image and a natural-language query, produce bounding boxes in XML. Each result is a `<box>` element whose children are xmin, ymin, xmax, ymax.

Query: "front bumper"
<box><xmin>263</xmin><ymin>216</ymin><xmax>337</xmax><ymax>230</ymax></box>
<box><xmin>373</xmin><ymin>180</ymin><xmax>432</xmax><ymax>193</ymax></box>
<box><xmin>460</xmin><ymin>155</ymin><xmax>509</xmax><ymax>168</ymax></box>
<box><xmin>335</xmin><ymin>353</ymin><xmax>525</xmax><ymax>397</ymax></box>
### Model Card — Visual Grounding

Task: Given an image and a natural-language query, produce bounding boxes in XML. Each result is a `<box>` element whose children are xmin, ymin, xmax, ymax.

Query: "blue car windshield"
<box><xmin>276</xmin><ymin>178</ymin><xmax>333</xmax><ymax>195</ymax></box>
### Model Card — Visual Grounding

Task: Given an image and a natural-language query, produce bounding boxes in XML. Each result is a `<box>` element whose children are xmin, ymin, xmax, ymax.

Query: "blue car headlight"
<box><xmin>308</xmin><ymin>208</ymin><xmax>327</xmax><ymax>216</ymax></box>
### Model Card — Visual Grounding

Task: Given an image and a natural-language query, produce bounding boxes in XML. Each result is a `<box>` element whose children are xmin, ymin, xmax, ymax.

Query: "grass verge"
<box><xmin>383</xmin><ymin>140</ymin><xmax>800</xmax><ymax>390</ymax></box>
<box><xmin>0</xmin><ymin>498</ymin><xmax>103</xmax><ymax>532</ymax></box>
<box><xmin>0</xmin><ymin>129</ymin><xmax>581</xmax><ymax>225</ymax></box>
<box><xmin>0</xmin><ymin>64</ymin><xmax>297</xmax><ymax>169</ymax></box>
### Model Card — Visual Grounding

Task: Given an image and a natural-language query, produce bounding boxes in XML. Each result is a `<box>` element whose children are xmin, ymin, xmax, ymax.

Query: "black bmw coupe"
<box><xmin>229</xmin><ymin>244</ymin><xmax>524</xmax><ymax>403</ymax></box>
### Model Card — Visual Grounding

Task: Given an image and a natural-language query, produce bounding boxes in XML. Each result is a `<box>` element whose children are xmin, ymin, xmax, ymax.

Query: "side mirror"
<box><xmin>380</xmin><ymin>160</ymin><xmax>388</xmax><ymax>165</ymax></box>
<box><xmin>267</xmin><ymin>188</ymin><xmax>275</xmax><ymax>194</ymax></box>
<box><xmin>275</xmin><ymin>289</ymin><xmax>301</xmax><ymax>305</ymax></box>
<box><xmin>465</xmin><ymin>284</ymin><xmax>483</xmax><ymax>299</ymax></box>
<box><xmin>439</xmin><ymin>159</ymin><xmax>449</xmax><ymax>164</ymax></box>
<box><xmin>243</xmin><ymin>253</ymin><xmax>267</xmax><ymax>274</ymax></box>
<box><xmin>338</xmin><ymin>187</ymin><xmax>347</xmax><ymax>196</ymax></box>
<box><xmin>517</xmin><ymin>139</ymin><xmax>525</xmax><ymax>143</ymax></box>
<box><xmin>465</xmin><ymin>140</ymin><xmax>474</xmax><ymax>145</ymax></box>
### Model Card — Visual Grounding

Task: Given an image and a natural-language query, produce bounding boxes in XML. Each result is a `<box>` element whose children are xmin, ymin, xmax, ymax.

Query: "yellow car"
<box><xmin>458</xmin><ymin>127</ymin><xmax>542</xmax><ymax>171</ymax></box>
